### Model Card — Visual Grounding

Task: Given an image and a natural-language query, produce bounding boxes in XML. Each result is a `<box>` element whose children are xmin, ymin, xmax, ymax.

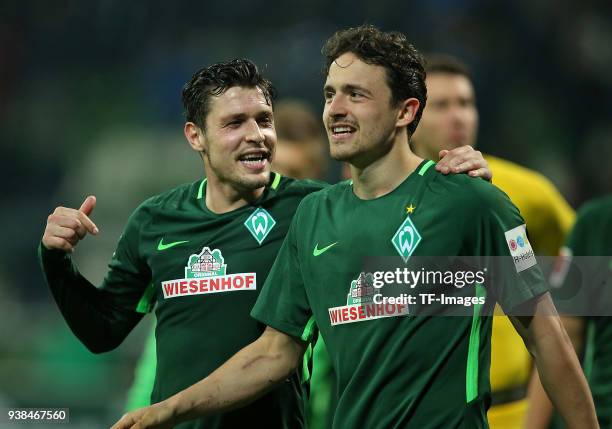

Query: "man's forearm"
<box><xmin>165</xmin><ymin>327</ymin><xmax>305</xmax><ymax>425</ymax></box>
<box><xmin>525</xmin><ymin>315</ymin><xmax>586</xmax><ymax>429</ymax></box>
<box><xmin>531</xmin><ymin>316</ymin><xmax>597</xmax><ymax>429</ymax></box>
<box><xmin>38</xmin><ymin>244</ymin><xmax>141</xmax><ymax>352</ymax></box>
<box><xmin>524</xmin><ymin>367</ymin><xmax>555</xmax><ymax>429</ymax></box>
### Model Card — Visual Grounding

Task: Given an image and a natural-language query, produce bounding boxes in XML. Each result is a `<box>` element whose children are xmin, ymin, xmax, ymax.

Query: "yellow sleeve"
<box><xmin>528</xmin><ymin>177</ymin><xmax>575</xmax><ymax>255</ymax></box>
<box><xmin>486</xmin><ymin>155</ymin><xmax>575</xmax><ymax>255</ymax></box>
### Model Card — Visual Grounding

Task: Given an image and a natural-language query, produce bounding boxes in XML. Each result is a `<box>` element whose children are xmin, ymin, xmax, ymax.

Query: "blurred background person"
<box><xmin>526</xmin><ymin>194</ymin><xmax>612</xmax><ymax>429</ymax></box>
<box><xmin>272</xmin><ymin>99</ymin><xmax>329</xmax><ymax>180</ymax></box>
<box><xmin>410</xmin><ymin>54</ymin><xmax>575</xmax><ymax>429</ymax></box>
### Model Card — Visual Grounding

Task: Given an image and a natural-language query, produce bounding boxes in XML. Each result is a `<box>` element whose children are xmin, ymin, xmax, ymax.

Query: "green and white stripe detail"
<box><xmin>466</xmin><ymin>283</ymin><xmax>486</xmax><ymax>402</ymax></box>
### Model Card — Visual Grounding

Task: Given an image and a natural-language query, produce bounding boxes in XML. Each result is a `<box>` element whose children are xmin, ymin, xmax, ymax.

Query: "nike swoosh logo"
<box><xmin>313</xmin><ymin>242</ymin><xmax>338</xmax><ymax>256</ymax></box>
<box><xmin>157</xmin><ymin>238</ymin><xmax>189</xmax><ymax>251</ymax></box>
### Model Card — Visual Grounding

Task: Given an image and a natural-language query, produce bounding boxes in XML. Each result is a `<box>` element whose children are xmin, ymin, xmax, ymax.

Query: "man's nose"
<box><xmin>327</xmin><ymin>94</ymin><xmax>348</xmax><ymax>118</ymax></box>
<box><xmin>245</xmin><ymin>120</ymin><xmax>265</xmax><ymax>143</ymax></box>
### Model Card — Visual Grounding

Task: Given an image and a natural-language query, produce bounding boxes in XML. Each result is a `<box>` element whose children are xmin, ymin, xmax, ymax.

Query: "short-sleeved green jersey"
<box><xmin>553</xmin><ymin>195</ymin><xmax>612</xmax><ymax>427</ymax></box>
<box><xmin>252</xmin><ymin>160</ymin><xmax>548</xmax><ymax>429</ymax></box>
<box><xmin>104</xmin><ymin>173</ymin><xmax>324</xmax><ymax>429</ymax></box>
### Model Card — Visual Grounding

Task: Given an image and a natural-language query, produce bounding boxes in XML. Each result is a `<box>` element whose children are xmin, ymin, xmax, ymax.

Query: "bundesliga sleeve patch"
<box><xmin>504</xmin><ymin>224</ymin><xmax>537</xmax><ymax>273</ymax></box>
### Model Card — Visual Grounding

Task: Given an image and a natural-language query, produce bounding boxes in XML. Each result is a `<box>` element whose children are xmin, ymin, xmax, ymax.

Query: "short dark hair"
<box><xmin>322</xmin><ymin>25</ymin><xmax>427</xmax><ymax>135</ymax></box>
<box><xmin>182</xmin><ymin>59</ymin><xmax>277</xmax><ymax>129</ymax></box>
<box><xmin>274</xmin><ymin>100</ymin><xmax>324</xmax><ymax>144</ymax></box>
<box><xmin>425</xmin><ymin>54</ymin><xmax>472</xmax><ymax>80</ymax></box>
<box><xmin>273</xmin><ymin>99</ymin><xmax>328</xmax><ymax>178</ymax></box>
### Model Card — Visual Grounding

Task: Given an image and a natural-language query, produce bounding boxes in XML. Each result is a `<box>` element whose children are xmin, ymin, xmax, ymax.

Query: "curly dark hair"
<box><xmin>322</xmin><ymin>25</ymin><xmax>427</xmax><ymax>135</ymax></box>
<box><xmin>182</xmin><ymin>59</ymin><xmax>277</xmax><ymax>129</ymax></box>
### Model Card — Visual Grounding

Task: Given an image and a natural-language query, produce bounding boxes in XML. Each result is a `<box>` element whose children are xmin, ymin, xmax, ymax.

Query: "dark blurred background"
<box><xmin>1</xmin><ymin>1</ymin><xmax>611</xmax><ymax>427</ymax></box>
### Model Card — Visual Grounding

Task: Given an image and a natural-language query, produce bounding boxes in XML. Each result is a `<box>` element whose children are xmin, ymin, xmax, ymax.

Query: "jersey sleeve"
<box><xmin>100</xmin><ymin>204</ymin><xmax>154</xmax><ymax>313</ymax></box>
<box><xmin>251</xmin><ymin>201</ymin><xmax>314</xmax><ymax>342</ymax></box>
<box><xmin>38</xmin><ymin>203</ymin><xmax>152</xmax><ymax>353</ymax></box>
<box><xmin>473</xmin><ymin>183</ymin><xmax>549</xmax><ymax>313</ymax></box>
<box><xmin>551</xmin><ymin>202</ymin><xmax>605</xmax><ymax>316</ymax></box>
<box><xmin>563</xmin><ymin>202</ymin><xmax>594</xmax><ymax>256</ymax></box>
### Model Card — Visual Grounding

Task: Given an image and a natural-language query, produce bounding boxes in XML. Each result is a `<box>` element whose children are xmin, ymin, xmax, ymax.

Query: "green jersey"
<box><xmin>252</xmin><ymin>160</ymin><xmax>548</xmax><ymax>429</ymax></box>
<box><xmin>40</xmin><ymin>173</ymin><xmax>324</xmax><ymax>429</ymax></box>
<box><xmin>552</xmin><ymin>195</ymin><xmax>612</xmax><ymax>428</ymax></box>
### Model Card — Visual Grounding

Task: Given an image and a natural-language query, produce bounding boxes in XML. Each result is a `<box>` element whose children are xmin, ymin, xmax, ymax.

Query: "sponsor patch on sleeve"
<box><xmin>504</xmin><ymin>224</ymin><xmax>537</xmax><ymax>272</ymax></box>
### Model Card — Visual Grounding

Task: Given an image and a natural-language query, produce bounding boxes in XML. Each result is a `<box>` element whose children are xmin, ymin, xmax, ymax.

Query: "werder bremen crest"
<box><xmin>244</xmin><ymin>208</ymin><xmax>276</xmax><ymax>245</ymax></box>
<box><xmin>186</xmin><ymin>247</ymin><xmax>227</xmax><ymax>278</ymax></box>
<box><xmin>391</xmin><ymin>215</ymin><xmax>422</xmax><ymax>262</ymax></box>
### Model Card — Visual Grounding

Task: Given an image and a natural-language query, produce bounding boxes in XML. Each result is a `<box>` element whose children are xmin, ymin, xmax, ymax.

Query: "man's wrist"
<box><xmin>165</xmin><ymin>390</ymin><xmax>197</xmax><ymax>425</ymax></box>
<box><xmin>38</xmin><ymin>242</ymin><xmax>72</xmax><ymax>275</ymax></box>
<box><xmin>39</xmin><ymin>241</ymin><xmax>69</xmax><ymax>259</ymax></box>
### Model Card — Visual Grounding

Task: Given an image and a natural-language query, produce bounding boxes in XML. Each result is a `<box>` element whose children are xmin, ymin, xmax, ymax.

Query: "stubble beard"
<box><xmin>329</xmin><ymin>136</ymin><xmax>359</xmax><ymax>162</ymax></box>
<box><xmin>330</xmin><ymin>126</ymin><xmax>395</xmax><ymax>167</ymax></box>
<box><xmin>205</xmin><ymin>151</ymin><xmax>269</xmax><ymax>193</ymax></box>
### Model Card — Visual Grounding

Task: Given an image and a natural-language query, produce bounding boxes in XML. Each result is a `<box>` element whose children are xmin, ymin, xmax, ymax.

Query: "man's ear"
<box><xmin>396</xmin><ymin>98</ymin><xmax>420</xmax><ymax>128</ymax></box>
<box><xmin>184</xmin><ymin>122</ymin><xmax>206</xmax><ymax>153</ymax></box>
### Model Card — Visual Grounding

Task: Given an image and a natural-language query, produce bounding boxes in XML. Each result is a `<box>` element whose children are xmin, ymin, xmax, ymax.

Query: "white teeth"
<box><xmin>241</xmin><ymin>154</ymin><xmax>265</xmax><ymax>161</ymax></box>
<box><xmin>332</xmin><ymin>126</ymin><xmax>354</xmax><ymax>134</ymax></box>
<box><xmin>240</xmin><ymin>154</ymin><xmax>267</xmax><ymax>167</ymax></box>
